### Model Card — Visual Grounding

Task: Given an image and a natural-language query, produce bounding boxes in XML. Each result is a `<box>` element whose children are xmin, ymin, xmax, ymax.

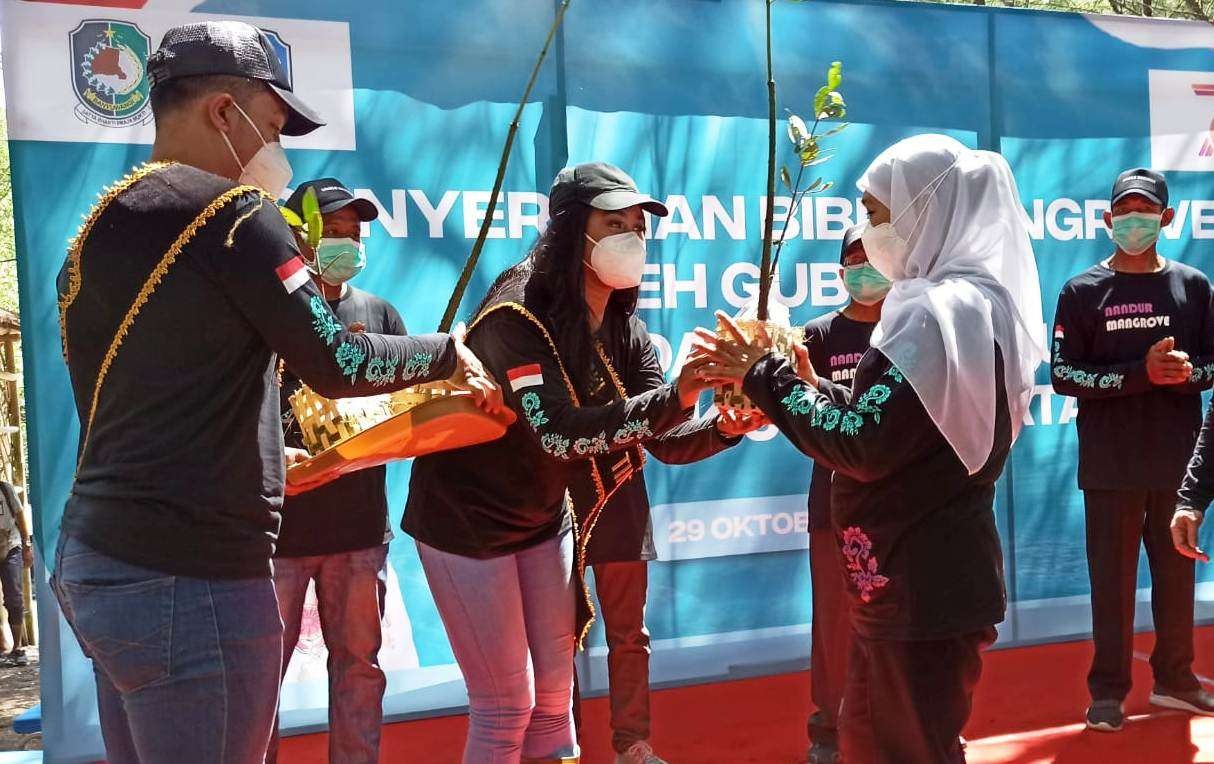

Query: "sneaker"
<box><xmin>1150</xmin><ymin>687</ymin><xmax>1214</xmax><ymax>716</ymax></box>
<box><xmin>808</xmin><ymin>741</ymin><xmax>841</xmax><ymax>763</ymax></box>
<box><xmin>1085</xmin><ymin>699</ymin><xmax>1124</xmax><ymax>732</ymax></box>
<box><xmin>615</xmin><ymin>741</ymin><xmax>668</xmax><ymax>764</ymax></box>
<box><xmin>11</xmin><ymin>650</ymin><xmax>27</xmax><ymax>667</ymax></box>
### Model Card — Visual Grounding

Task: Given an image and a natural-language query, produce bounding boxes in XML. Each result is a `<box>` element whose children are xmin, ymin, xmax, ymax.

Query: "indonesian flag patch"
<box><xmin>276</xmin><ymin>256</ymin><xmax>310</xmax><ymax>293</ymax></box>
<box><xmin>507</xmin><ymin>363</ymin><xmax>544</xmax><ymax>392</ymax></box>
<box><xmin>1053</xmin><ymin>324</ymin><xmax>1065</xmax><ymax>340</ymax></box>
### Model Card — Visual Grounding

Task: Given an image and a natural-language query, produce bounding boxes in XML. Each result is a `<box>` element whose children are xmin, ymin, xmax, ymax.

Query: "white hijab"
<box><xmin>858</xmin><ymin>134</ymin><xmax>1047</xmax><ymax>475</ymax></box>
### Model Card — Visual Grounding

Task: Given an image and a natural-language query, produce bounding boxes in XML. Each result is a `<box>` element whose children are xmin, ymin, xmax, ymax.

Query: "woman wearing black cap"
<box><xmin>403</xmin><ymin>162</ymin><xmax>762</xmax><ymax>764</ymax></box>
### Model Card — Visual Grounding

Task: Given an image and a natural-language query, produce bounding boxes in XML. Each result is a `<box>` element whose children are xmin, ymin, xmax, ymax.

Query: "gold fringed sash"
<box><xmin>67</xmin><ymin>173</ymin><xmax>266</xmax><ymax>472</ymax></box>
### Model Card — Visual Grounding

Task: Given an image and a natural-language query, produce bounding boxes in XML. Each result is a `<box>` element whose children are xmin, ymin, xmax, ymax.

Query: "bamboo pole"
<box><xmin>438</xmin><ymin>0</ymin><xmax>573</xmax><ymax>333</ymax></box>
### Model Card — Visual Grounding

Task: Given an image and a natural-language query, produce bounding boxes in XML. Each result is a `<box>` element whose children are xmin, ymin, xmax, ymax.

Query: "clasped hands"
<box><xmin>688</xmin><ymin>310</ymin><xmax>819</xmax><ymax>390</ymax></box>
<box><xmin>680</xmin><ymin>311</ymin><xmax>822</xmax><ymax>436</ymax></box>
<box><xmin>1147</xmin><ymin>336</ymin><xmax>1192</xmax><ymax>386</ymax></box>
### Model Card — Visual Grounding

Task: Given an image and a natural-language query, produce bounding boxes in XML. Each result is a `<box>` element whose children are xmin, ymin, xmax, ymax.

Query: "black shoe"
<box><xmin>1150</xmin><ymin>687</ymin><xmax>1214</xmax><ymax>716</ymax></box>
<box><xmin>1085</xmin><ymin>700</ymin><xmax>1124</xmax><ymax>732</ymax></box>
<box><xmin>808</xmin><ymin>742</ymin><xmax>840</xmax><ymax>764</ymax></box>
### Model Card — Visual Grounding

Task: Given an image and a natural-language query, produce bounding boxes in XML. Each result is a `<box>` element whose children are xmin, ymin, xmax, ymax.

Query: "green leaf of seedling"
<box><xmin>799</xmin><ymin>139</ymin><xmax>821</xmax><ymax>167</ymax></box>
<box><xmin>813</xmin><ymin>86</ymin><xmax>830</xmax><ymax>122</ymax></box>
<box><xmin>806</xmin><ymin>178</ymin><xmax>824</xmax><ymax>192</ymax></box>
<box><xmin>787</xmin><ymin>114</ymin><xmax>809</xmax><ymax>147</ymax></box>
<box><xmin>780</xmin><ymin>166</ymin><xmax>793</xmax><ymax>194</ymax></box>
<box><xmin>821</xmin><ymin>122</ymin><xmax>850</xmax><ymax>138</ymax></box>
<box><xmin>827</xmin><ymin>61</ymin><xmax>843</xmax><ymax>92</ymax></box>
<box><xmin>279</xmin><ymin>206</ymin><xmax>303</xmax><ymax>229</ymax></box>
<box><xmin>807</xmin><ymin>152</ymin><xmax>836</xmax><ymax>167</ymax></box>
<box><xmin>819</xmin><ymin>181</ymin><xmax>835</xmax><ymax>192</ymax></box>
<box><xmin>305</xmin><ymin>212</ymin><xmax>323</xmax><ymax>248</ymax></box>
<box><xmin>301</xmin><ymin>187</ymin><xmax>323</xmax><ymax>248</ymax></box>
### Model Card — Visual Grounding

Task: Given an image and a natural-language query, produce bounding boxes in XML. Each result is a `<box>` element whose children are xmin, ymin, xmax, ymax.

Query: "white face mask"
<box><xmin>860</xmin><ymin>222</ymin><xmax>909</xmax><ymax>281</ymax></box>
<box><xmin>220</xmin><ymin>102</ymin><xmax>293</xmax><ymax>199</ymax></box>
<box><xmin>584</xmin><ymin>232</ymin><xmax>647</xmax><ymax>289</ymax></box>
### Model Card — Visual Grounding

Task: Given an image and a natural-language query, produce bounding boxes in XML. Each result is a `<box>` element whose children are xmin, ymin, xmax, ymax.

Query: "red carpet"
<box><xmin>278</xmin><ymin>627</ymin><xmax>1214</xmax><ymax>763</ymax></box>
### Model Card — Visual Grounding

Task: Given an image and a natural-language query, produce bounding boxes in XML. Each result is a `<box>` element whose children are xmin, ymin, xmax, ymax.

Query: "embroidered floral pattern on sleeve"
<box><xmin>574</xmin><ymin>432</ymin><xmax>610</xmax><ymax>455</ymax></box>
<box><xmin>402</xmin><ymin>352</ymin><xmax>433</xmax><ymax>381</ymax></box>
<box><xmin>334</xmin><ymin>342</ymin><xmax>366</xmax><ymax>383</ymax></box>
<box><xmin>779</xmin><ymin>365</ymin><xmax>899</xmax><ymax>437</ymax></box>
<box><xmin>1190</xmin><ymin>362</ymin><xmax>1214</xmax><ymax>385</ymax></box>
<box><xmin>541</xmin><ymin>432</ymin><xmax>571</xmax><ymax>459</ymax></box>
<box><xmin>613</xmin><ymin>418</ymin><xmax>654</xmax><ymax>444</ymax></box>
<box><xmin>1098</xmin><ymin>372</ymin><xmax>1124</xmax><ymax>389</ymax></box>
<box><xmin>310</xmin><ymin>296</ymin><xmax>341</xmax><ymax>344</ymax></box>
<box><xmin>364</xmin><ymin>357</ymin><xmax>399</xmax><ymax>387</ymax></box>
<box><xmin>840</xmin><ymin>526</ymin><xmax>890</xmax><ymax>603</ymax></box>
<box><xmin>521</xmin><ymin>391</ymin><xmax>550</xmax><ymax>429</ymax></box>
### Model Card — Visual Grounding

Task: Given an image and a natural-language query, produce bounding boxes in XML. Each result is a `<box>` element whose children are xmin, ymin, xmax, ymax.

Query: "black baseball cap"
<box><xmin>285</xmin><ymin>179</ymin><xmax>379</xmax><ymax>222</ymax></box>
<box><xmin>840</xmin><ymin>225</ymin><xmax>865</xmax><ymax>264</ymax></box>
<box><xmin>549</xmin><ymin>162</ymin><xmax>669</xmax><ymax>217</ymax></box>
<box><xmin>1111</xmin><ymin>168</ymin><xmax>1169</xmax><ymax>209</ymax></box>
<box><xmin>148</xmin><ymin>21</ymin><xmax>324</xmax><ymax>136</ymax></box>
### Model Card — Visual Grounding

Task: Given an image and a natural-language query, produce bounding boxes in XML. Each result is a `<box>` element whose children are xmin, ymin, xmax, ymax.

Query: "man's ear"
<box><xmin>203</xmin><ymin>91</ymin><xmax>237</xmax><ymax>134</ymax></box>
<box><xmin>1163</xmin><ymin>207</ymin><xmax>1176</xmax><ymax>227</ymax></box>
<box><xmin>1103</xmin><ymin>210</ymin><xmax>1113</xmax><ymax>229</ymax></box>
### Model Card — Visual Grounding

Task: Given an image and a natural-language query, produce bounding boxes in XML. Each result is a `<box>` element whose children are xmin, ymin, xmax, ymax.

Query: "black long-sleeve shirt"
<box><xmin>578</xmin><ymin>315</ymin><xmax>739</xmax><ymax>565</ymax></box>
<box><xmin>1178</xmin><ymin>406</ymin><xmax>1214</xmax><ymax>515</ymax></box>
<box><xmin>58</xmin><ymin>163</ymin><xmax>456</xmax><ymax>579</ymax></box>
<box><xmin>404</xmin><ymin>298</ymin><xmax>695</xmax><ymax>559</ymax></box>
<box><xmin>803</xmin><ymin>310</ymin><xmax>877</xmax><ymax>531</ymax></box>
<box><xmin>277</xmin><ymin>287</ymin><xmax>407</xmax><ymax>558</ymax></box>
<box><xmin>1051</xmin><ymin>261</ymin><xmax>1214</xmax><ymax>492</ymax></box>
<box><xmin>743</xmin><ymin>348</ymin><xmax>1009</xmax><ymax>641</ymax></box>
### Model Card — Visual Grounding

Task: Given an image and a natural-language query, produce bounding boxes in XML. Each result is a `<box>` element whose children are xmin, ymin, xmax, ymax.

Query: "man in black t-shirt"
<box><xmin>51</xmin><ymin>23</ymin><xmax>497</xmax><ymax>763</ymax></box>
<box><xmin>802</xmin><ymin>226</ymin><xmax>888</xmax><ymax>764</ymax></box>
<box><xmin>266</xmin><ymin>179</ymin><xmax>402</xmax><ymax>764</ymax></box>
<box><xmin>1052</xmin><ymin>168</ymin><xmax>1214</xmax><ymax>733</ymax></box>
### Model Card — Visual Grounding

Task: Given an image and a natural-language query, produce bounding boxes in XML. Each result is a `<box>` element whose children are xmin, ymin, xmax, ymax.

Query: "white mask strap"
<box><xmin>888</xmin><ymin>157</ymin><xmax>962</xmax><ymax>239</ymax></box>
<box><xmin>232</xmin><ymin>101</ymin><xmax>269</xmax><ymax>146</ymax></box>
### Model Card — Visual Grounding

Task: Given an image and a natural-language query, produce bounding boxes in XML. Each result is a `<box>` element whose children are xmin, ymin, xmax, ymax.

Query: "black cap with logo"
<box><xmin>147</xmin><ymin>21</ymin><xmax>324</xmax><ymax>136</ymax></box>
<box><xmin>284</xmin><ymin>178</ymin><xmax>379</xmax><ymax>222</ymax></box>
<box><xmin>549</xmin><ymin>162</ymin><xmax>669</xmax><ymax>217</ymax></box>
<box><xmin>1111</xmin><ymin>168</ymin><xmax>1169</xmax><ymax>209</ymax></box>
<box><xmin>840</xmin><ymin>224</ymin><xmax>865</xmax><ymax>264</ymax></box>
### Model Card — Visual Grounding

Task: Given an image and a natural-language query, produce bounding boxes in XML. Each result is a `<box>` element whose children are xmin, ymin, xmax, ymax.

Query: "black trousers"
<box><xmin>1084</xmin><ymin>489</ymin><xmax>1199</xmax><ymax>701</ymax></box>
<box><xmin>839</xmin><ymin>627</ymin><xmax>995</xmax><ymax>764</ymax></box>
<box><xmin>807</xmin><ymin>529</ymin><xmax>851</xmax><ymax>748</ymax></box>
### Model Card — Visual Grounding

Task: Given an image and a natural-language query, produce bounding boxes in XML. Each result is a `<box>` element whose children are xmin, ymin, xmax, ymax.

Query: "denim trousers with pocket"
<box><xmin>52</xmin><ymin>532</ymin><xmax>282</xmax><ymax>764</ymax></box>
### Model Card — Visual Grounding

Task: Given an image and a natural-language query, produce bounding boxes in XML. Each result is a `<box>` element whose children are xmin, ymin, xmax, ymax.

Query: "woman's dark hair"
<box><xmin>476</xmin><ymin>201</ymin><xmax>640</xmax><ymax>396</ymax></box>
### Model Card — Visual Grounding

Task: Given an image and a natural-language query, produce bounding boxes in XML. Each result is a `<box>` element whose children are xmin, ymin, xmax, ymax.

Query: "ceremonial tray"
<box><xmin>284</xmin><ymin>386</ymin><xmax>515</xmax><ymax>495</ymax></box>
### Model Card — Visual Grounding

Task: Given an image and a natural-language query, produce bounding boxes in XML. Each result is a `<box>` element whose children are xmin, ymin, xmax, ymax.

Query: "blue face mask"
<box><xmin>842</xmin><ymin>263</ymin><xmax>892</xmax><ymax>305</ymax></box>
<box><xmin>1110</xmin><ymin>212</ymin><xmax>1162</xmax><ymax>256</ymax></box>
<box><xmin>313</xmin><ymin>237</ymin><xmax>366</xmax><ymax>286</ymax></box>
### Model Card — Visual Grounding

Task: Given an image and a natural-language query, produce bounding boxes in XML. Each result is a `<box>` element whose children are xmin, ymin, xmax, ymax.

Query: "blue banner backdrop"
<box><xmin>6</xmin><ymin>0</ymin><xmax>1214</xmax><ymax>759</ymax></box>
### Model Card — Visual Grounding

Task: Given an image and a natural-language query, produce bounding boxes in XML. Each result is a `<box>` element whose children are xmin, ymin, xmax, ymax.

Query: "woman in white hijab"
<box><xmin>696</xmin><ymin>134</ymin><xmax>1046</xmax><ymax>763</ymax></box>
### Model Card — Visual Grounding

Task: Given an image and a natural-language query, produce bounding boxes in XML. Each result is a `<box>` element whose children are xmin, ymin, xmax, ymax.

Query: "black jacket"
<box><xmin>577</xmin><ymin>314</ymin><xmax>739</xmax><ymax>565</ymax></box>
<box><xmin>744</xmin><ymin>347</ymin><xmax>1009</xmax><ymax>641</ymax></box>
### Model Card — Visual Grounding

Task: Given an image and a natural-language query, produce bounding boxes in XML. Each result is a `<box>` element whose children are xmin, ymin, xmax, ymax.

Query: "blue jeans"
<box><xmin>52</xmin><ymin>532</ymin><xmax>282</xmax><ymax>764</ymax></box>
<box><xmin>267</xmin><ymin>544</ymin><xmax>389</xmax><ymax>764</ymax></box>
<box><xmin>418</xmin><ymin>530</ymin><xmax>578</xmax><ymax>764</ymax></box>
